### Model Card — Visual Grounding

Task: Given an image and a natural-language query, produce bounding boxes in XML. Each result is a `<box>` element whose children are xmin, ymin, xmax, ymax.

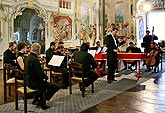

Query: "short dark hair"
<box><xmin>56</xmin><ymin>45</ymin><xmax>64</xmax><ymax>50</ymax></box>
<box><xmin>112</xmin><ymin>28</ymin><xmax>118</xmax><ymax>31</ymax></box>
<box><xmin>80</xmin><ymin>43</ymin><xmax>89</xmax><ymax>51</ymax></box>
<box><xmin>96</xmin><ymin>41</ymin><xmax>100</xmax><ymax>44</ymax></box>
<box><xmin>9</xmin><ymin>42</ymin><xmax>14</xmax><ymax>48</ymax></box>
<box><xmin>146</xmin><ymin>30</ymin><xmax>150</xmax><ymax>33</ymax></box>
<box><xmin>58</xmin><ymin>41</ymin><xmax>64</xmax><ymax>45</ymax></box>
<box><xmin>129</xmin><ymin>42</ymin><xmax>133</xmax><ymax>45</ymax></box>
<box><xmin>17</xmin><ymin>42</ymin><xmax>26</xmax><ymax>51</ymax></box>
<box><xmin>50</xmin><ymin>42</ymin><xmax>56</xmax><ymax>47</ymax></box>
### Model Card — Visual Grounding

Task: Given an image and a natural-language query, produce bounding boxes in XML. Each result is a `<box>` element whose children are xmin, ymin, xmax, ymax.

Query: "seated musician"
<box><xmin>46</xmin><ymin>42</ymin><xmax>56</xmax><ymax>68</ymax></box>
<box><xmin>3</xmin><ymin>42</ymin><xmax>17</xmax><ymax>77</ymax></box>
<box><xmin>54</xmin><ymin>45</ymin><xmax>70</xmax><ymax>88</ymax></box>
<box><xmin>16</xmin><ymin>42</ymin><xmax>26</xmax><ymax>72</ymax></box>
<box><xmin>123</xmin><ymin>42</ymin><xmax>141</xmax><ymax>71</ymax></box>
<box><xmin>145</xmin><ymin>42</ymin><xmax>162</xmax><ymax>72</ymax></box>
<box><xmin>25</xmin><ymin>43</ymin><xmax>59</xmax><ymax>108</ymax></box>
<box><xmin>72</xmin><ymin>43</ymin><xmax>99</xmax><ymax>91</ymax></box>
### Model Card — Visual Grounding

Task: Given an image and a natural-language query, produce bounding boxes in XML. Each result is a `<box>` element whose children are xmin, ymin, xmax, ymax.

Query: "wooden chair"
<box><xmin>50</xmin><ymin>68</ymin><xmax>63</xmax><ymax>85</ymax></box>
<box><xmin>41</xmin><ymin>62</ymin><xmax>51</xmax><ymax>75</ymax></box>
<box><xmin>3</xmin><ymin>64</ymin><xmax>23</xmax><ymax>102</ymax></box>
<box><xmin>15</xmin><ymin>69</ymin><xmax>46</xmax><ymax>113</ymax></box>
<box><xmin>68</xmin><ymin>62</ymin><xmax>94</xmax><ymax>97</ymax></box>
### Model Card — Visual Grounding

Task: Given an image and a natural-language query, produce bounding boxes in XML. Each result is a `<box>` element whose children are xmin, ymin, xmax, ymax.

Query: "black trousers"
<box><xmin>76</xmin><ymin>70</ymin><xmax>99</xmax><ymax>87</ymax></box>
<box><xmin>28</xmin><ymin>81</ymin><xmax>60</xmax><ymax>101</ymax></box>
<box><xmin>107</xmin><ymin>52</ymin><xmax>118</xmax><ymax>80</ymax></box>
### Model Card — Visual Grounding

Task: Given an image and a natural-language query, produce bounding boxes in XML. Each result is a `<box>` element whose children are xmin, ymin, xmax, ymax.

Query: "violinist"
<box><xmin>45</xmin><ymin>42</ymin><xmax>56</xmax><ymax>68</ymax></box>
<box><xmin>16</xmin><ymin>42</ymin><xmax>26</xmax><ymax>71</ymax></box>
<box><xmin>54</xmin><ymin>45</ymin><xmax>69</xmax><ymax>89</ymax></box>
<box><xmin>145</xmin><ymin>42</ymin><xmax>161</xmax><ymax>72</ymax></box>
<box><xmin>3</xmin><ymin>42</ymin><xmax>17</xmax><ymax>77</ymax></box>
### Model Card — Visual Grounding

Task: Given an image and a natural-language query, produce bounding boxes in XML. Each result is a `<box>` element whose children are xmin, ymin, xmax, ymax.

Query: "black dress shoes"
<box><xmin>108</xmin><ymin>79</ymin><xmax>117</xmax><ymax>83</ymax></box>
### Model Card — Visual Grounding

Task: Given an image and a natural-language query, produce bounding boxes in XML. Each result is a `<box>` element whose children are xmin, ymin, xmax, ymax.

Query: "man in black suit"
<box><xmin>105</xmin><ymin>28</ymin><xmax>126</xmax><ymax>83</ymax></box>
<box><xmin>142</xmin><ymin>30</ymin><xmax>153</xmax><ymax>52</ymax></box>
<box><xmin>45</xmin><ymin>42</ymin><xmax>56</xmax><ymax>68</ymax></box>
<box><xmin>24</xmin><ymin>43</ymin><xmax>59</xmax><ymax>109</ymax></box>
<box><xmin>3</xmin><ymin>42</ymin><xmax>17</xmax><ymax>68</ymax></box>
<box><xmin>3</xmin><ymin>42</ymin><xmax>17</xmax><ymax>77</ymax></box>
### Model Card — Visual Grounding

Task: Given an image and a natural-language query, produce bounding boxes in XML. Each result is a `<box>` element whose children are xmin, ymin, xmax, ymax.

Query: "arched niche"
<box><xmin>8</xmin><ymin>0</ymin><xmax>48</xmax><ymax>52</ymax></box>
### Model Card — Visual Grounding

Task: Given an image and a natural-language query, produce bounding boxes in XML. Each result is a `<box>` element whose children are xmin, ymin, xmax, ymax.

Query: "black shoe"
<box><xmin>32</xmin><ymin>98</ymin><xmax>40</xmax><ymax>105</ymax></box>
<box><xmin>154</xmin><ymin>67</ymin><xmax>158</xmax><ymax>73</ymax></box>
<box><xmin>79</xmin><ymin>83</ymin><xmax>86</xmax><ymax>92</ymax></box>
<box><xmin>108</xmin><ymin>79</ymin><xmax>117</xmax><ymax>84</ymax></box>
<box><xmin>108</xmin><ymin>80</ymin><xmax>112</xmax><ymax>83</ymax></box>
<box><xmin>35</xmin><ymin>99</ymin><xmax>50</xmax><ymax>110</ymax></box>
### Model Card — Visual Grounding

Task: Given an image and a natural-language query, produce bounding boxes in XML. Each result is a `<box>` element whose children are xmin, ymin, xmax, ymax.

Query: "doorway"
<box><xmin>14</xmin><ymin>8</ymin><xmax>45</xmax><ymax>53</ymax></box>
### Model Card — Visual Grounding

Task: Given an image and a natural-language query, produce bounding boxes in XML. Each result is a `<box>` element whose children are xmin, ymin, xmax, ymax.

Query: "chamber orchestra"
<box><xmin>3</xmin><ymin>28</ymin><xmax>163</xmax><ymax>110</ymax></box>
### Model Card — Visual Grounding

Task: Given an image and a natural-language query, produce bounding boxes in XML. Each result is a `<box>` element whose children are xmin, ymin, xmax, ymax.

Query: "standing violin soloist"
<box><xmin>105</xmin><ymin>28</ymin><xmax>126</xmax><ymax>83</ymax></box>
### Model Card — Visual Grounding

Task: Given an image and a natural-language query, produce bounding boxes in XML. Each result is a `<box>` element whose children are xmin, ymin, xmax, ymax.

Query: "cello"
<box><xmin>145</xmin><ymin>42</ymin><xmax>159</xmax><ymax>66</ymax></box>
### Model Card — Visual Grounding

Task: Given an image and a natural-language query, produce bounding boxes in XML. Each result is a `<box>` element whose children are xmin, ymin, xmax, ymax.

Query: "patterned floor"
<box><xmin>0</xmin><ymin>68</ymin><xmax>159</xmax><ymax>113</ymax></box>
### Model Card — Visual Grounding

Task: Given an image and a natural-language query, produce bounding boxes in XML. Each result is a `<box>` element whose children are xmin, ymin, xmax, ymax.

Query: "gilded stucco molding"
<box><xmin>8</xmin><ymin>0</ymin><xmax>48</xmax><ymax>40</ymax></box>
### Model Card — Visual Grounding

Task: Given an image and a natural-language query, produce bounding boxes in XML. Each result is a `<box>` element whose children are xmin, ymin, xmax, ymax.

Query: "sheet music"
<box><xmin>96</xmin><ymin>47</ymin><xmax>102</xmax><ymax>54</ymax></box>
<box><xmin>48</xmin><ymin>55</ymin><xmax>65</xmax><ymax>67</ymax></box>
<box><xmin>88</xmin><ymin>50</ymin><xmax>96</xmax><ymax>57</ymax></box>
<box><xmin>101</xmin><ymin>46</ymin><xmax>107</xmax><ymax>53</ymax></box>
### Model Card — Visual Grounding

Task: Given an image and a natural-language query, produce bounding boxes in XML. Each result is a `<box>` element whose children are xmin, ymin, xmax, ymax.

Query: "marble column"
<box><xmin>100</xmin><ymin>0</ymin><xmax>105</xmax><ymax>45</ymax></box>
<box><xmin>96</xmin><ymin>0</ymin><xmax>100</xmax><ymax>42</ymax></box>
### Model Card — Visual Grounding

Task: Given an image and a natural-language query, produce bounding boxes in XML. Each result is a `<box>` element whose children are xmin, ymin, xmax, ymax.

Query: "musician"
<box><xmin>105</xmin><ymin>28</ymin><xmax>126</xmax><ymax>83</ymax></box>
<box><xmin>142</xmin><ymin>30</ymin><xmax>152</xmax><ymax>52</ymax></box>
<box><xmin>123</xmin><ymin>42</ymin><xmax>140</xmax><ymax>71</ymax></box>
<box><xmin>24</xmin><ymin>43</ymin><xmax>59</xmax><ymax>109</ymax></box>
<box><xmin>54</xmin><ymin>45</ymin><xmax>70</xmax><ymax>88</ymax></box>
<box><xmin>45</xmin><ymin>42</ymin><xmax>56</xmax><ymax>68</ymax></box>
<box><xmin>58</xmin><ymin>41</ymin><xmax>64</xmax><ymax>47</ymax></box>
<box><xmin>145</xmin><ymin>42</ymin><xmax>161</xmax><ymax>72</ymax></box>
<box><xmin>16</xmin><ymin>42</ymin><xmax>26</xmax><ymax>71</ymax></box>
<box><xmin>3</xmin><ymin>42</ymin><xmax>17</xmax><ymax>77</ymax></box>
<box><xmin>72</xmin><ymin>43</ymin><xmax>99</xmax><ymax>91</ymax></box>
<box><xmin>95</xmin><ymin>41</ymin><xmax>102</xmax><ymax>54</ymax></box>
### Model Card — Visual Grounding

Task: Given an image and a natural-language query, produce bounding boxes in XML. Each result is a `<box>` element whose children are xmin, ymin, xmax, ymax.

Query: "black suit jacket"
<box><xmin>46</xmin><ymin>48</ymin><xmax>55</xmax><ymax>67</ymax></box>
<box><xmin>3</xmin><ymin>49</ymin><xmax>16</xmax><ymax>66</ymax></box>
<box><xmin>24</xmin><ymin>52</ymin><xmax>47</xmax><ymax>88</ymax></box>
<box><xmin>105</xmin><ymin>34</ymin><xmax>125</xmax><ymax>54</ymax></box>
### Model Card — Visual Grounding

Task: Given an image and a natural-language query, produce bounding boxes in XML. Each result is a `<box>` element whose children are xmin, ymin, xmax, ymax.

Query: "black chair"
<box><xmin>68</xmin><ymin>62</ymin><xmax>94</xmax><ymax>97</ymax></box>
<box><xmin>15</xmin><ymin>69</ymin><xmax>46</xmax><ymax>113</ymax></box>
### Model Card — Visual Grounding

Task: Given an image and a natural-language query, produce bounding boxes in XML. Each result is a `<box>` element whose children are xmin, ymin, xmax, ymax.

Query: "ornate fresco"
<box><xmin>51</xmin><ymin>15</ymin><xmax>72</xmax><ymax>42</ymax></box>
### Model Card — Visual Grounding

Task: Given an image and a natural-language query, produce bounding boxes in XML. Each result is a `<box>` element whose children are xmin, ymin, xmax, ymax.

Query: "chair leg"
<box><xmin>91</xmin><ymin>83</ymin><xmax>94</xmax><ymax>93</ymax></box>
<box><xmin>24</xmin><ymin>95</ymin><xmax>27</xmax><ymax>113</ymax></box>
<box><xmin>4</xmin><ymin>86</ymin><xmax>6</xmax><ymax>102</ymax></box>
<box><xmin>69</xmin><ymin>82</ymin><xmax>72</xmax><ymax>94</ymax></box>
<box><xmin>82</xmin><ymin>82</ymin><xmax>85</xmax><ymax>97</ymax></box>
<box><xmin>9</xmin><ymin>86</ymin><xmax>11</xmax><ymax>96</ymax></box>
<box><xmin>15</xmin><ymin>93</ymin><xmax>18</xmax><ymax>110</ymax></box>
<box><xmin>42</xmin><ymin>92</ymin><xmax>46</xmax><ymax>110</ymax></box>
